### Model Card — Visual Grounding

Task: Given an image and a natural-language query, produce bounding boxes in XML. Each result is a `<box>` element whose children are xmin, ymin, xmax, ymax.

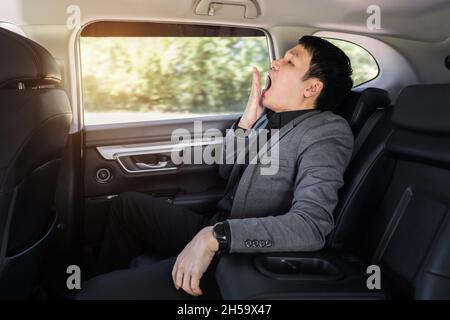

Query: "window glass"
<box><xmin>80</xmin><ymin>22</ymin><xmax>270</xmax><ymax>125</ymax></box>
<box><xmin>325</xmin><ymin>38</ymin><xmax>379</xmax><ymax>87</ymax></box>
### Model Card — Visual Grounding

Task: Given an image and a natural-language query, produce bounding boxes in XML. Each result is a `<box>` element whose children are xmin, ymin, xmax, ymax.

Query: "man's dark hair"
<box><xmin>298</xmin><ymin>36</ymin><xmax>353</xmax><ymax>111</ymax></box>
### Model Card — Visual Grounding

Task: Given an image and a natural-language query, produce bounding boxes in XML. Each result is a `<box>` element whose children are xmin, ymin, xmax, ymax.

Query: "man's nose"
<box><xmin>271</xmin><ymin>59</ymin><xmax>283</xmax><ymax>70</ymax></box>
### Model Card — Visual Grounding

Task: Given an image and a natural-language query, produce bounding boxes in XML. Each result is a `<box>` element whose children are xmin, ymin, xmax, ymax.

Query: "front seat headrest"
<box><xmin>335</xmin><ymin>87</ymin><xmax>391</xmax><ymax>136</ymax></box>
<box><xmin>0</xmin><ymin>22</ymin><xmax>27</xmax><ymax>37</ymax></box>
<box><xmin>0</xmin><ymin>27</ymin><xmax>61</xmax><ymax>88</ymax></box>
<box><xmin>392</xmin><ymin>83</ymin><xmax>450</xmax><ymax>135</ymax></box>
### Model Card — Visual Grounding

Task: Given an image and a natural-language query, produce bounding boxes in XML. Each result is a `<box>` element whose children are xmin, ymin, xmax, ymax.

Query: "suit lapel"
<box><xmin>231</xmin><ymin>110</ymin><xmax>322</xmax><ymax>217</ymax></box>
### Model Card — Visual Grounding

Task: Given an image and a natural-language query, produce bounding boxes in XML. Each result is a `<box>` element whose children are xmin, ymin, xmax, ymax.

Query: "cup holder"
<box><xmin>254</xmin><ymin>256</ymin><xmax>344</xmax><ymax>281</ymax></box>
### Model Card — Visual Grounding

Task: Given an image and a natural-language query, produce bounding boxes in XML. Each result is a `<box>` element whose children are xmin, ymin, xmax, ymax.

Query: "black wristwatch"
<box><xmin>212</xmin><ymin>222</ymin><xmax>230</xmax><ymax>253</ymax></box>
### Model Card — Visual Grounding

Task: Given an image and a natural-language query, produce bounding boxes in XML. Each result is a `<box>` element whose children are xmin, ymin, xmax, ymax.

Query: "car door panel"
<box><xmin>82</xmin><ymin>115</ymin><xmax>238</xmax><ymax>251</ymax></box>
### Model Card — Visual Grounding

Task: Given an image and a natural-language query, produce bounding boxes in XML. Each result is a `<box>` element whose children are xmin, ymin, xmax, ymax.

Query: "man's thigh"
<box><xmin>116</xmin><ymin>192</ymin><xmax>210</xmax><ymax>255</ymax></box>
<box><xmin>76</xmin><ymin>257</ymin><xmax>220</xmax><ymax>300</ymax></box>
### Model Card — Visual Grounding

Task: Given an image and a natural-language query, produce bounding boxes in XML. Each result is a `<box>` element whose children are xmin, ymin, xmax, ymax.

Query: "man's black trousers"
<box><xmin>76</xmin><ymin>192</ymin><xmax>224</xmax><ymax>300</ymax></box>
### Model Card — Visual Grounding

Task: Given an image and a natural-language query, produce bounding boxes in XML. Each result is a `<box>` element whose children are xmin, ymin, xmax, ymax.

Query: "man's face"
<box><xmin>262</xmin><ymin>44</ymin><xmax>318</xmax><ymax>111</ymax></box>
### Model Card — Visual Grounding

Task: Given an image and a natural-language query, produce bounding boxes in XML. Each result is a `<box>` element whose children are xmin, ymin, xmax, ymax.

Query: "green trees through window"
<box><xmin>326</xmin><ymin>38</ymin><xmax>379</xmax><ymax>87</ymax></box>
<box><xmin>81</xmin><ymin>36</ymin><xmax>270</xmax><ymax>124</ymax></box>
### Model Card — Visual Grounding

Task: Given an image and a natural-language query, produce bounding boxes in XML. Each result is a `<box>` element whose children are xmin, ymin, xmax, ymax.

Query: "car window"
<box><xmin>324</xmin><ymin>38</ymin><xmax>379</xmax><ymax>87</ymax></box>
<box><xmin>80</xmin><ymin>22</ymin><xmax>270</xmax><ymax>125</ymax></box>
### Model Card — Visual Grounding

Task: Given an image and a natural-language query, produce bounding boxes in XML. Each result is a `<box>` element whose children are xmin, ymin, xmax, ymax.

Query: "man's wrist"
<box><xmin>238</xmin><ymin>119</ymin><xmax>252</xmax><ymax>129</ymax></box>
<box><xmin>203</xmin><ymin>226</ymin><xmax>219</xmax><ymax>253</ymax></box>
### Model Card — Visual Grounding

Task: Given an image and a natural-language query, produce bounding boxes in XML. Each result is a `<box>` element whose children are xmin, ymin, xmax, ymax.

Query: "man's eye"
<box><xmin>288</xmin><ymin>60</ymin><xmax>294</xmax><ymax>65</ymax></box>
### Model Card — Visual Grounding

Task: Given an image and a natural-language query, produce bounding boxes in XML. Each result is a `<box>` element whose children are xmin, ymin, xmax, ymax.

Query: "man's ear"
<box><xmin>304</xmin><ymin>79</ymin><xmax>323</xmax><ymax>98</ymax></box>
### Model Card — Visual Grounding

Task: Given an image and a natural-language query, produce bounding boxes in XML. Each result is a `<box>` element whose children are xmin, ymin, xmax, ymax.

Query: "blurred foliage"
<box><xmin>81</xmin><ymin>36</ymin><xmax>379</xmax><ymax>114</ymax></box>
<box><xmin>81</xmin><ymin>37</ymin><xmax>270</xmax><ymax>113</ymax></box>
<box><xmin>326</xmin><ymin>38</ymin><xmax>379</xmax><ymax>86</ymax></box>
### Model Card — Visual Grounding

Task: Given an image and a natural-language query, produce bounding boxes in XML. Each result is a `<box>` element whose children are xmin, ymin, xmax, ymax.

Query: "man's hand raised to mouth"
<box><xmin>238</xmin><ymin>67</ymin><xmax>265</xmax><ymax>129</ymax></box>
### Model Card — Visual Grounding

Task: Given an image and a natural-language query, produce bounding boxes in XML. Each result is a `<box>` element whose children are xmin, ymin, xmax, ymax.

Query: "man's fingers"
<box><xmin>248</xmin><ymin>67</ymin><xmax>256</xmax><ymax>97</ymax></box>
<box><xmin>182</xmin><ymin>271</ymin><xmax>194</xmax><ymax>296</ymax></box>
<box><xmin>175</xmin><ymin>267</ymin><xmax>184</xmax><ymax>290</ymax></box>
<box><xmin>253</xmin><ymin>66</ymin><xmax>260</xmax><ymax>77</ymax></box>
<box><xmin>190</xmin><ymin>272</ymin><xmax>203</xmax><ymax>296</ymax></box>
<box><xmin>253</xmin><ymin>68</ymin><xmax>262</xmax><ymax>104</ymax></box>
<box><xmin>253</xmin><ymin>67</ymin><xmax>261</xmax><ymax>93</ymax></box>
<box><xmin>171</xmin><ymin>260</ymin><xmax>179</xmax><ymax>288</ymax></box>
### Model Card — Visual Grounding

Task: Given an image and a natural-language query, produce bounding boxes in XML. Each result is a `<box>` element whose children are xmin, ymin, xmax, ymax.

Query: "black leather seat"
<box><xmin>331</xmin><ymin>83</ymin><xmax>450</xmax><ymax>299</ymax></box>
<box><xmin>335</xmin><ymin>87</ymin><xmax>391</xmax><ymax>137</ymax></box>
<box><xmin>0</xmin><ymin>28</ymin><xmax>72</xmax><ymax>298</ymax></box>
<box><xmin>334</xmin><ymin>87</ymin><xmax>391</xmax><ymax>159</ymax></box>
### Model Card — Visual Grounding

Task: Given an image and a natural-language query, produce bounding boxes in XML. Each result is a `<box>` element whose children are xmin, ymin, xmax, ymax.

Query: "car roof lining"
<box><xmin>1</xmin><ymin>0</ymin><xmax>449</xmax><ymax>43</ymax></box>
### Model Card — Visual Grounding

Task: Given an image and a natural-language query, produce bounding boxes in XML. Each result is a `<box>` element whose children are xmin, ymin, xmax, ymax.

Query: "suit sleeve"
<box><xmin>226</xmin><ymin>118</ymin><xmax>354</xmax><ymax>253</ymax></box>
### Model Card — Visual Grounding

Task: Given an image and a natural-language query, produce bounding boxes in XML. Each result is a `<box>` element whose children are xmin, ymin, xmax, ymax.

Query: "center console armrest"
<box><xmin>215</xmin><ymin>249</ymin><xmax>388</xmax><ymax>299</ymax></box>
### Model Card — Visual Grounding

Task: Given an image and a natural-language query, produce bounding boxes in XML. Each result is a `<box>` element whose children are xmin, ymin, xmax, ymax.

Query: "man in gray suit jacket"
<box><xmin>78</xmin><ymin>36</ymin><xmax>354</xmax><ymax>300</ymax></box>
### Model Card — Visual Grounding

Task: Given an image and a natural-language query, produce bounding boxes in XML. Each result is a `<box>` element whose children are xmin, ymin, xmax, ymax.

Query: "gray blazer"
<box><xmin>220</xmin><ymin>110</ymin><xmax>354</xmax><ymax>253</ymax></box>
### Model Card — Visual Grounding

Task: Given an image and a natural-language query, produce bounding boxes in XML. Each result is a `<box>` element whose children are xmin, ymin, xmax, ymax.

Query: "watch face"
<box><xmin>213</xmin><ymin>223</ymin><xmax>229</xmax><ymax>250</ymax></box>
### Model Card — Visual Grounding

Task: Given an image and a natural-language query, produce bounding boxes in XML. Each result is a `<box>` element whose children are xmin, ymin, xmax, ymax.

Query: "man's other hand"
<box><xmin>171</xmin><ymin>226</ymin><xmax>219</xmax><ymax>296</ymax></box>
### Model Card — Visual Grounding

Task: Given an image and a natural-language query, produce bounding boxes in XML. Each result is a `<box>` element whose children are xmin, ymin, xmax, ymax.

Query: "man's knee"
<box><xmin>116</xmin><ymin>191</ymin><xmax>143</xmax><ymax>206</ymax></box>
<box><xmin>110</xmin><ymin>192</ymin><xmax>143</xmax><ymax>220</ymax></box>
<box><xmin>110</xmin><ymin>192</ymin><xmax>159</xmax><ymax>222</ymax></box>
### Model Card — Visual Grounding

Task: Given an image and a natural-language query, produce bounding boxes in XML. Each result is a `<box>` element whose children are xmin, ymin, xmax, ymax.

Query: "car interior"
<box><xmin>0</xmin><ymin>0</ymin><xmax>449</xmax><ymax>300</ymax></box>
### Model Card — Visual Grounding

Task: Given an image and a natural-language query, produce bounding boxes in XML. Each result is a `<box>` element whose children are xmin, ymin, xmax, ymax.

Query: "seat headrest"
<box><xmin>334</xmin><ymin>87</ymin><xmax>391</xmax><ymax>136</ymax></box>
<box><xmin>392</xmin><ymin>83</ymin><xmax>450</xmax><ymax>135</ymax></box>
<box><xmin>0</xmin><ymin>27</ymin><xmax>61</xmax><ymax>88</ymax></box>
<box><xmin>0</xmin><ymin>23</ymin><xmax>27</xmax><ymax>37</ymax></box>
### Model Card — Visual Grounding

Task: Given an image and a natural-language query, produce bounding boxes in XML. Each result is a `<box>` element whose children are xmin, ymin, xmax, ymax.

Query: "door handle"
<box><xmin>116</xmin><ymin>154</ymin><xmax>177</xmax><ymax>173</ymax></box>
<box><xmin>135</xmin><ymin>161</ymin><xmax>169</xmax><ymax>170</ymax></box>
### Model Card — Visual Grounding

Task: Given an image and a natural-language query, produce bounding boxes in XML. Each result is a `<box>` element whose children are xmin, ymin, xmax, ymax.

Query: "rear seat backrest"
<box><xmin>330</xmin><ymin>106</ymin><xmax>395</xmax><ymax>250</ymax></box>
<box><xmin>334</xmin><ymin>87</ymin><xmax>391</xmax><ymax>137</ymax></box>
<box><xmin>334</xmin><ymin>83</ymin><xmax>450</xmax><ymax>299</ymax></box>
<box><xmin>334</xmin><ymin>88</ymin><xmax>391</xmax><ymax>161</ymax></box>
<box><xmin>330</xmin><ymin>87</ymin><xmax>393</xmax><ymax>249</ymax></box>
<box><xmin>369</xmin><ymin>83</ymin><xmax>450</xmax><ymax>299</ymax></box>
